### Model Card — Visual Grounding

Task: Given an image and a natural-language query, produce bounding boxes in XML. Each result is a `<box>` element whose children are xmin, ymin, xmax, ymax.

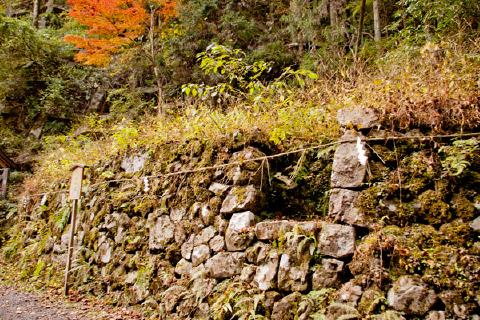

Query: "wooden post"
<box><xmin>64</xmin><ymin>164</ymin><xmax>85</xmax><ymax>296</ymax></box>
<box><xmin>64</xmin><ymin>198</ymin><xmax>78</xmax><ymax>296</ymax></box>
<box><xmin>0</xmin><ymin>169</ymin><xmax>9</xmax><ymax>199</ymax></box>
<box><xmin>373</xmin><ymin>0</ymin><xmax>381</xmax><ymax>42</ymax></box>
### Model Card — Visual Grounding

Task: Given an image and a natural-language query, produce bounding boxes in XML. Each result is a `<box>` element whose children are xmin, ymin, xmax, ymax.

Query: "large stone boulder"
<box><xmin>209</xmin><ymin>235</ymin><xmax>225</xmax><ymax>252</ymax></box>
<box><xmin>387</xmin><ymin>276</ymin><xmax>437</xmax><ymax>315</ymax></box>
<box><xmin>96</xmin><ymin>236</ymin><xmax>113</xmax><ymax>264</ymax></box>
<box><xmin>225</xmin><ymin>211</ymin><xmax>256</xmax><ymax>251</ymax></box>
<box><xmin>191</xmin><ymin>245</ymin><xmax>211</xmax><ymax>267</ymax></box>
<box><xmin>358</xmin><ymin>286</ymin><xmax>385</xmax><ymax>315</ymax></box>
<box><xmin>312</xmin><ymin>258</ymin><xmax>344</xmax><ymax>289</ymax></box>
<box><xmin>174</xmin><ymin>258</ymin><xmax>192</xmax><ymax>276</ymax></box>
<box><xmin>245</xmin><ymin>242</ymin><xmax>270</xmax><ymax>264</ymax></box>
<box><xmin>174</xmin><ymin>221</ymin><xmax>187</xmax><ymax>245</ymax></box>
<box><xmin>426</xmin><ymin>311</ymin><xmax>446</xmax><ymax>320</ymax></box>
<box><xmin>318</xmin><ymin>223</ymin><xmax>356</xmax><ymax>258</ymax></box>
<box><xmin>255</xmin><ymin>220</ymin><xmax>319</xmax><ymax>240</ymax></box>
<box><xmin>254</xmin><ymin>250</ymin><xmax>279</xmax><ymax>291</ymax></box>
<box><xmin>205</xmin><ymin>252</ymin><xmax>245</xmax><ymax>279</ymax></box>
<box><xmin>225</xmin><ymin>147</ymin><xmax>267</xmax><ymax>185</ymax></box>
<box><xmin>170</xmin><ymin>207</ymin><xmax>186</xmax><ymax>222</ymax></box>
<box><xmin>272</xmin><ymin>292</ymin><xmax>303</xmax><ymax>320</ymax></box>
<box><xmin>194</xmin><ymin>226</ymin><xmax>216</xmax><ymax>246</ymax></box>
<box><xmin>326</xmin><ymin>303</ymin><xmax>360</xmax><ymax>320</ymax></box>
<box><xmin>161</xmin><ymin>285</ymin><xmax>187</xmax><ymax>313</ymax></box>
<box><xmin>121</xmin><ymin>152</ymin><xmax>148</xmax><ymax>173</ymax></box>
<box><xmin>331</xmin><ymin>131</ymin><xmax>367</xmax><ymax>188</ymax></box>
<box><xmin>208</xmin><ymin>182</ymin><xmax>230</xmax><ymax>197</ymax></box>
<box><xmin>371</xmin><ymin>310</ymin><xmax>406</xmax><ymax>320</ymax></box>
<box><xmin>337</xmin><ymin>281</ymin><xmax>363</xmax><ymax>306</ymax></box>
<box><xmin>336</xmin><ymin>107</ymin><xmax>379</xmax><ymax>130</ymax></box>
<box><xmin>470</xmin><ymin>216</ymin><xmax>480</xmax><ymax>231</ymax></box>
<box><xmin>277</xmin><ymin>234</ymin><xmax>315</xmax><ymax>292</ymax></box>
<box><xmin>329</xmin><ymin>188</ymin><xmax>366</xmax><ymax>226</ymax></box>
<box><xmin>220</xmin><ymin>185</ymin><xmax>263</xmax><ymax>215</ymax></box>
<box><xmin>149</xmin><ymin>215</ymin><xmax>175</xmax><ymax>250</ymax></box>
<box><xmin>181</xmin><ymin>234</ymin><xmax>194</xmax><ymax>260</ymax></box>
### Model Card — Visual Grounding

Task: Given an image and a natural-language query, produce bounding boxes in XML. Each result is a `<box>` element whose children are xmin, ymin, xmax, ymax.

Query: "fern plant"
<box><xmin>439</xmin><ymin>138</ymin><xmax>479</xmax><ymax>177</ymax></box>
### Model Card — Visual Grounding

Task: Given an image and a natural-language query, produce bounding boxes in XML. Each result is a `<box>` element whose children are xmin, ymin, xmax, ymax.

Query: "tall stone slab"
<box><xmin>331</xmin><ymin>131</ymin><xmax>367</xmax><ymax>188</ymax></box>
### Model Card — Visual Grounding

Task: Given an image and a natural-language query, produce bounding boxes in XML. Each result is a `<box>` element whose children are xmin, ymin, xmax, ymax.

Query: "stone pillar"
<box><xmin>328</xmin><ymin>107</ymin><xmax>379</xmax><ymax>227</ymax></box>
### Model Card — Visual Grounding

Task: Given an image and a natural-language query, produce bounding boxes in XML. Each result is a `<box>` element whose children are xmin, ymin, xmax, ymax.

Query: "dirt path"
<box><xmin>0</xmin><ymin>286</ymin><xmax>143</xmax><ymax>320</ymax></box>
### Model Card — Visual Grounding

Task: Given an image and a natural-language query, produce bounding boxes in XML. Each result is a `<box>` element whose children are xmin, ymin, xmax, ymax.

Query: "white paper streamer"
<box><xmin>356</xmin><ymin>137</ymin><xmax>368</xmax><ymax>166</ymax></box>
<box><xmin>143</xmin><ymin>177</ymin><xmax>150</xmax><ymax>192</ymax></box>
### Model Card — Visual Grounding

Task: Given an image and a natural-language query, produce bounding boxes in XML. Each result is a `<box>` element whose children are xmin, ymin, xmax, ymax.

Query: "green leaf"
<box><xmin>307</xmin><ymin>72</ymin><xmax>319</xmax><ymax>80</ymax></box>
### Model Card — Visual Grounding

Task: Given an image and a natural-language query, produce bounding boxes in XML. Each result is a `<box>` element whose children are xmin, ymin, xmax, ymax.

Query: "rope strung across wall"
<box><xmin>22</xmin><ymin>131</ymin><xmax>480</xmax><ymax>200</ymax></box>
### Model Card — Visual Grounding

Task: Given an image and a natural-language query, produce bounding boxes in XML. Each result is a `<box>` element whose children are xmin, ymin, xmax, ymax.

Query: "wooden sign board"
<box><xmin>69</xmin><ymin>166</ymin><xmax>84</xmax><ymax>200</ymax></box>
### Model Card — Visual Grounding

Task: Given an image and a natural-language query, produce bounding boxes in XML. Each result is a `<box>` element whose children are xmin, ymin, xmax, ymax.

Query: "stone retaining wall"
<box><xmin>11</xmin><ymin>107</ymin><xmax>480</xmax><ymax>319</ymax></box>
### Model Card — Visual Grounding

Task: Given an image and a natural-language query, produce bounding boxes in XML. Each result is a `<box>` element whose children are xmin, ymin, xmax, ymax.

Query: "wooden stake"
<box><xmin>64</xmin><ymin>198</ymin><xmax>78</xmax><ymax>296</ymax></box>
<box><xmin>64</xmin><ymin>164</ymin><xmax>85</xmax><ymax>296</ymax></box>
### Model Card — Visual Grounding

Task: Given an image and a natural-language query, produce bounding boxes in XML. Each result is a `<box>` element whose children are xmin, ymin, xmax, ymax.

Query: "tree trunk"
<box><xmin>290</xmin><ymin>0</ymin><xmax>305</xmax><ymax>55</ymax></box>
<box><xmin>373</xmin><ymin>0</ymin><xmax>381</xmax><ymax>42</ymax></box>
<box><xmin>329</xmin><ymin>0</ymin><xmax>338</xmax><ymax>28</ymax></box>
<box><xmin>355</xmin><ymin>0</ymin><xmax>367</xmax><ymax>54</ymax></box>
<box><xmin>39</xmin><ymin>0</ymin><xmax>54</xmax><ymax>28</ymax></box>
<box><xmin>32</xmin><ymin>0</ymin><xmax>40</xmax><ymax>28</ymax></box>
<box><xmin>329</xmin><ymin>0</ymin><xmax>347</xmax><ymax>42</ymax></box>
<box><xmin>319</xmin><ymin>0</ymin><xmax>329</xmax><ymax>19</ymax></box>
<box><xmin>4</xmin><ymin>0</ymin><xmax>13</xmax><ymax>17</ymax></box>
<box><xmin>149</xmin><ymin>9</ymin><xmax>164</xmax><ymax>115</ymax></box>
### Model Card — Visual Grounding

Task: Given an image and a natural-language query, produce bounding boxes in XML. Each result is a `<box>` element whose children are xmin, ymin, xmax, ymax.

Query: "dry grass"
<box><xmin>352</xmin><ymin>37</ymin><xmax>480</xmax><ymax>131</ymax></box>
<box><xmin>22</xmin><ymin>36</ymin><xmax>480</xmax><ymax>196</ymax></box>
<box><xmin>23</xmin><ymin>99</ymin><xmax>340</xmax><ymax>194</ymax></box>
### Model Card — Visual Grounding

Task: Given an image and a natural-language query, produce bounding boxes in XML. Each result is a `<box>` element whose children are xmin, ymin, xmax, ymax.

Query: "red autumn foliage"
<box><xmin>65</xmin><ymin>0</ymin><xmax>177</xmax><ymax>66</ymax></box>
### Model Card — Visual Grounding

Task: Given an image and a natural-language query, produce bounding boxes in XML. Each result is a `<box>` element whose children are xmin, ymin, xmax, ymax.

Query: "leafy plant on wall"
<box><xmin>181</xmin><ymin>43</ymin><xmax>318</xmax><ymax>106</ymax></box>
